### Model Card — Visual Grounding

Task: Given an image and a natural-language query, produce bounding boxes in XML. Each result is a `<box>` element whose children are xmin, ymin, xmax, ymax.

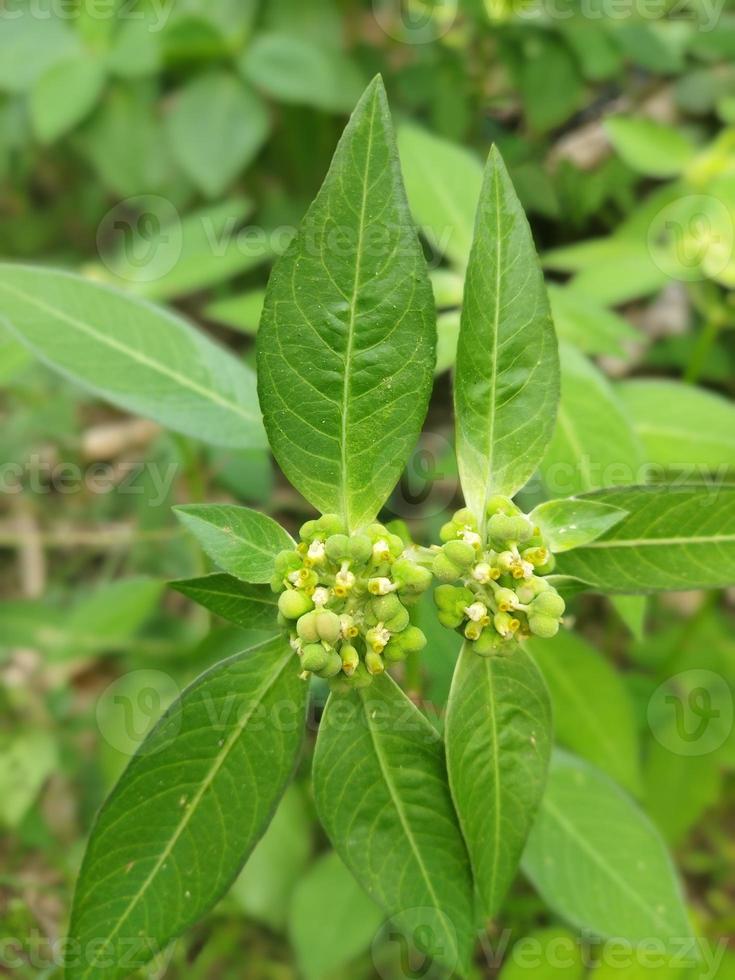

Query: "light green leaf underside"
<box><xmin>174</xmin><ymin>505</ymin><xmax>293</xmax><ymax>584</ymax></box>
<box><xmin>0</xmin><ymin>265</ymin><xmax>265</xmax><ymax>449</ymax></box>
<box><xmin>541</xmin><ymin>344</ymin><xmax>644</xmax><ymax>498</ymax></box>
<box><xmin>312</xmin><ymin>674</ymin><xmax>475</xmax><ymax>972</ymax></box>
<box><xmin>455</xmin><ymin>146</ymin><xmax>559</xmax><ymax>519</ymax></box>
<box><xmin>522</xmin><ymin>751</ymin><xmax>692</xmax><ymax>944</ymax></box>
<box><xmin>526</xmin><ymin>634</ymin><xmax>642</xmax><ymax>796</ymax></box>
<box><xmin>555</xmin><ymin>485</ymin><xmax>735</xmax><ymax>593</ymax></box>
<box><xmin>257</xmin><ymin>77</ymin><xmax>435</xmax><ymax>531</ymax></box>
<box><xmin>67</xmin><ymin>637</ymin><xmax>308</xmax><ymax>979</ymax></box>
<box><xmin>530</xmin><ymin>497</ymin><xmax>627</xmax><ymax>553</ymax></box>
<box><xmin>445</xmin><ymin>643</ymin><xmax>552</xmax><ymax>918</ymax></box>
<box><xmin>617</xmin><ymin>379</ymin><xmax>735</xmax><ymax>473</ymax></box>
<box><xmin>170</xmin><ymin>573</ymin><xmax>279</xmax><ymax>632</ymax></box>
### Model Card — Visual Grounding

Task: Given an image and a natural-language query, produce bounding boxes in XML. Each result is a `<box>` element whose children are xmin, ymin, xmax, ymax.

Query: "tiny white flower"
<box><xmin>312</xmin><ymin>586</ymin><xmax>330</xmax><ymax>606</ymax></box>
<box><xmin>472</xmin><ymin>562</ymin><xmax>492</xmax><ymax>583</ymax></box>
<box><xmin>465</xmin><ymin>602</ymin><xmax>488</xmax><ymax>622</ymax></box>
<box><xmin>335</xmin><ymin>568</ymin><xmax>356</xmax><ymax>590</ymax></box>
<box><xmin>372</xmin><ymin>538</ymin><xmax>391</xmax><ymax>560</ymax></box>
<box><xmin>289</xmin><ymin>635</ymin><xmax>302</xmax><ymax>652</ymax></box>
<box><xmin>287</xmin><ymin>570</ymin><xmax>301</xmax><ymax>586</ymax></box>
<box><xmin>307</xmin><ymin>540</ymin><xmax>326</xmax><ymax>562</ymax></box>
<box><xmin>368</xmin><ymin>577</ymin><xmax>396</xmax><ymax>595</ymax></box>
<box><xmin>459</xmin><ymin>527</ymin><xmax>482</xmax><ymax>548</ymax></box>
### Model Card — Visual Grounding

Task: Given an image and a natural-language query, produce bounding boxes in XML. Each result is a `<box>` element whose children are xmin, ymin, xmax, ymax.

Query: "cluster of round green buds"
<box><xmin>272</xmin><ymin>514</ymin><xmax>432</xmax><ymax>687</ymax></box>
<box><xmin>432</xmin><ymin>497</ymin><xmax>565</xmax><ymax>656</ymax></box>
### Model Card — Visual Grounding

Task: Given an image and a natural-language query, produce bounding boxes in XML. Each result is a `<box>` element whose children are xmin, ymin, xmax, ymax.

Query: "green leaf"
<box><xmin>526</xmin><ymin>633</ymin><xmax>643</xmax><ymax>797</ymax></box>
<box><xmin>522</xmin><ymin>751</ymin><xmax>693</xmax><ymax>944</ymax></box>
<box><xmin>241</xmin><ymin>33</ymin><xmax>365</xmax><ymax>112</ymax></box>
<box><xmin>543</xmin><ymin>239</ymin><xmax>667</xmax><ymax>306</ymax></box>
<box><xmin>605</xmin><ymin>117</ymin><xmax>696</xmax><ymax>177</ymax></box>
<box><xmin>289</xmin><ymin>851</ymin><xmax>384</xmax><ymax>980</ymax></box>
<box><xmin>555</xmin><ymin>485</ymin><xmax>735</xmax><ymax>593</ymax></box>
<box><xmin>0</xmin><ymin>265</ymin><xmax>265</xmax><ymax>449</ymax></box>
<box><xmin>257</xmin><ymin>77</ymin><xmax>435</xmax><ymax>530</ymax></box>
<box><xmin>166</xmin><ymin>71</ymin><xmax>270</xmax><ymax>199</ymax></box>
<box><xmin>204</xmin><ymin>289</ymin><xmax>266</xmax><ymax>335</ymax></box>
<box><xmin>231</xmin><ymin>783</ymin><xmax>313</xmax><ymax>931</ymax></box>
<box><xmin>498</xmin><ymin>927</ymin><xmax>585</xmax><ymax>980</ymax></box>
<box><xmin>0</xmin><ymin>731</ymin><xmax>58</xmax><ymax>828</ymax></box>
<box><xmin>174</xmin><ymin>505</ymin><xmax>293</xmax><ymax>584</ymax></box>
<box><xmin>454</xmin><ymin>146</ymin><xmax>559</xmax><ymax>519</ymax></box>
<box><xmin>170</xmin><ymin>573</ymin><xmax>279</xmax><ymax>631</ymax></box>
<box><xmin>529</xmin><ymin>497</ymin><xmax>627</xmax><ymax>553</ymax></box>
<box><xmin>547</xmin><ymin>285</ymin><xmax>640</xmax><ymax>357</ymax></box>
<box><xmin>397</xmin><ymin>123</ymin><xmax>483</xmax><ymax>268</ymax></box>
<box><xmin>30</xmin><ymin>55</ymin><xmax>106</xmax><ymax>143</ymax></box>
<box><xmin>617</xmin><ymin>380</ymin><xmax>735</xmax><ymax>475</ymax></box>
<box><xmin>67</xmin><ymin>637</ymin><xmax>307</xmax><ymax>980</ymax></box>
<box><xmin>313</xmin><ymin>674</ymin><xmax>475</xmax><ymax>972</ymax></box>
<box><xmin>540</xmin><ymin>344</ymin><xmax>644</xmax><ymax>497</ymax></box>
<box><xmin>445</xmin><ymin>642</ymin><xmax>552</xmax><ymax>918</ymax></box>
<box><xmin>644</xmin><ymin>737</ymin><xmax>722</xmax><ymax>847</ymax></box>
<box><xmin>0</xmin><ymin>5</ymin><xmax>80</xmax><ymax>93</ymax></box>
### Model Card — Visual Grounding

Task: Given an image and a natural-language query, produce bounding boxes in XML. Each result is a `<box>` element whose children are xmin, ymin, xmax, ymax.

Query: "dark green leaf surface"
<box><xmin>257</xmin><ymin>77</ymin><xmax>435</xmax><ymax>531</ymax></box>
<box><xmin>555</xmin><ymin>485</ymin><xmax>735</xmax><ymax>593</ymax></box>
<box><xmin>312</xmin><ymin>674</ymin><xmax>475</xmax><ymax>972</ymax></box>
<box><xmin>174</xmin><ymin>505</ymin><xmax>293</xmax><ymax>584</ymax></box>
<box><xmin>170</xmin><ymin>573</ymin><xmax>279</xmax><ymax>632</ymax></box>
<box><xmin>530</xmin><ymin>497</ymin><xmax>627</xmax><ymax>553</ymax></box>
<box><xmin>0</xmin><ymin>265</ymin><xmax>264</xmax><ymax>449</ymax></box>
<box><xmin>454</xmin><ymin>146</ymin><xmax>559</xmax><ymax>518</ymax></box>
<box><xmin>522</xmin><ymin>751</ymin><xmax>692</xmax><ymax>943</ymax></box>
<box><xmin>445</xmin><ymin>643</ymin><xmax>552</xmax><ymax>918</ymax></box>
<box><xmin>67</xmin><ymin>637</ymin><xmax>308</xmax><ymax>979</ymax></box>
<box><xmin>526</xmin><ymin>633</ymin><xmax>642</xmax><ymax>796</ymax></box>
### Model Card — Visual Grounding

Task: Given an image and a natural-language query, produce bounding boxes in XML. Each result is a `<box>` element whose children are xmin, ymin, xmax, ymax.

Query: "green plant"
<box><xmin>3</xmin><ymin>75</ymin><xmax>735</xmax><ymax>978</ymax></box>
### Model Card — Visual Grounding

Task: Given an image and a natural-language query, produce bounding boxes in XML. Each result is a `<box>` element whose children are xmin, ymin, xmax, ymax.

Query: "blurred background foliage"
<box><xmin>1</xmin><ymin>0</ymin><xmax>735</xmax><ymax>976</ymax></box>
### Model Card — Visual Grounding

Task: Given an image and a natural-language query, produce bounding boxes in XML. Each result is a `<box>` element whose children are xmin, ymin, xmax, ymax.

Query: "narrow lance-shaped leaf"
<box><xmin>555</xmin><ymin>485</ymin><xmax>735</xmax><ymax>593</ymax></box>
<box><xmin>0</xmin><ymin>265</ymin><xmax>265</xmax><ymax>449</ymax></box>
<box><xmin>312</xmin><ymin>675</ymin><xmax>476</xmax><ymax>973</ymax></box>
<box><xmin>522</xmin><ymin>751</ymin><xmax>693</xmax><ymax>944</ymax></box>
<box><xmin>445</xmin><ymin>643</ymin><xmax>552</xmax><ymax>919</ymax></box>
<box><xmin>257</xmin><ymin>76</ymin><xmax>436</xmax><ymax>531</ymax></box>
<box><xmin>454</xmin><ymin>146</ymin><xmax>559</xmax><ymax>522</ymax></box>
<box><xmin>170</xmin><ymin>574</ymin><xmax>279</xmax><ymax>632</ymax></box>
<box><xmin>174</xmin><ymin>505</ymin><xmax>293</xmax><ymax>584</ymax></box>
<box><xmin>67</xmin><ymin>637</ymin><xmax>308</xmax><ymax>980</ymax></box>
<box><xmin>529</xmin><ymin>497</ymin><xmax>627</xmax><ymax>553</ymax></box>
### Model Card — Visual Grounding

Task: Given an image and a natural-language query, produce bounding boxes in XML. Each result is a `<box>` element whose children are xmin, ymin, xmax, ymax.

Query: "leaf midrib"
<box><xmin>0</xmin><ymin>276</ymin><xmax>258</xmax><ymax>425</ymax></box>
<box><xmin>479</xmin><ymin>159</ymin><xmax>503</xmax><ymax>523</ymax></box>
<box><xmin>340</xmin><ymin>91</ymin><xmax>377</xmax><ymax>531</ymax></box>
<box><xmin>77</xmin><ymin>643</ymin><xmax>292</xmax><ymax>978</ymax></box>
<box><xmin>580</xmin><ymin>532</ymin><xmax>735</xmax><ymax>549</ymax></box>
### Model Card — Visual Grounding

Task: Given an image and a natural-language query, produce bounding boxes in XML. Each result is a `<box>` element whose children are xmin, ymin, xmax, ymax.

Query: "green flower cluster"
<box><xmin>432</xmin><ymin>497</ymin><xmax>565</xmax><ymax>656</ymax></box>
<box><xmin>272</xmin><ymin>514</ymin><xmax>432</xmax><ymax>687</ymax></box>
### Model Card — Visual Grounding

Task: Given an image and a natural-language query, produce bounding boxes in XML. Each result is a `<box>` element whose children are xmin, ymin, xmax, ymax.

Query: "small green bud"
<box><xmin>371</xmin><ymin>593</ymin><xmax>402</xmax><ymax>621</ymax></box>
<box><xmin>453</xmin><ymin>508</ymin><xmax>477</xmax><ymax>527</ymax></box>
<box><xmin>340</xmin><ymin>643</ymin><xmax>360</xmax><ymax>676</ymax></box>
<box><xmin>474</xmin><ymin>629</ymin><xmax>505</xmax><ymax>656</ymax></box>
<box><xmin>318</xmin><ymin>651</ymin><xmax>344</xmax><ymax>678</ymax></box>
<box><xmin>433</xmin><ymin>553</ymin><xmax>461</xmax><ymax>582</ymax></box>
<box><xmin>315</xmin><ymin>514</ymin><xmax>345</xmax><ymax>537</ymax></box>
<box><xmin>443</xmin><ymin>540</ymin><xmax>476</xmax><ymax>568</ymax></box>
<box><xmin>348</xmin><ymin>663</ymin><xmax>373</xmax><ymax>689</ymax></box>
<box><xmin>485</xmin><ymin>495</ymin><xmax>520</xmax><ymax>518</ymax></box>
<box><xmin>530</xmin><ymin>590</ymin><xmax>565</xmax><ymax>618</ymax></box>
<box><xmin>438</xmin><ymin>609</ymin><xmax>464</xmax><ymax>629</ymax></box>
<box><xmin>349</xmin><ymin>534</ymin><xmax>373</xmax><ymax>564</ymax></box>
<box><xmin>325</xmin><ymin>533</ymin><xmax>351</xmax><ymax>562</ymax></box>
<box><xmin>535</xmin><ymin>553</ymin><xmax>556</xmax><ymax>575</ymax></box>
<box><xmin>528</xmin><ymin>614</ymin><xmax>560</xmax><ymax>638</ymax></box>
<box><xmin>392</xmin><ymin>559</ymin><xmax>432</xmax><ymax>594</ymax></box>
<box><xmin>298</xmin><ymin>519</ymin><xmax>318</xmax><ymax>541</ymax></box>
<box><xmin>515</xmin><ymin>576</ymin><xmax>549</xmax><ymax>604</ymax></box>
<box><xmin>439</xmin><ymin>521</ymin><xmax>459</xmax><ymax>543</ymax></box>
<box><xmin>365</xmin><ymin>650</ymin><xmax>385</xmax><ymax>675</ymax></box>
<box><xmin>387</xmin><ymin>533</ymin><xmax>405</xmax><ymax>557</ymax></box>
<box><xmin>315</xmin><ymin>610</ymin><xmax>341</xmax><ymax>645</ymax></box>
<box><xmin>274</xmin><ymin>549</ymin><xmax>302</xmax><ymax>575</ymax></box>
<box><xmin>301</xmin><ymin>643</ymin><xmax>328</xmax><ymax>672</ymax></box>
<box><xmin>278</xmin><ymin>590</ymin><xmax>314</xmax><ymax>620</ymax></box>
<box><xmin>494</xmin><ymin>587</ymin><xmax>518</xmax><ymax>612</ymax></box>
<box><xmin>296</xmin><ymin>611</ymin><xmax>319</xmax><ymax>643</ymax></box>
<box><xmin>397</xmin><ymin>626</ymin><xmax>426</xmax><ymax>653</ymax></box>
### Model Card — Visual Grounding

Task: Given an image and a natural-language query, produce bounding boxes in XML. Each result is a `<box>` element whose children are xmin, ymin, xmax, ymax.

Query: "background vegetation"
<box><xmin>1</xmin><ymin>0</ymin><xmax>734</xmax><ymax>977</ymax></box>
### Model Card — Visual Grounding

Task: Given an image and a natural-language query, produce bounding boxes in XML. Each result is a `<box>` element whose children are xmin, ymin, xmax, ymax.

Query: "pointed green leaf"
<box><xmin>454</xmin><ymin>146</ymin><xmax>559</xmax><ymax>519</ymax></box>
<box><xmin>541</xmin><ymin>344</ymin><xmax>644</xmax><ymax>498</ymax></box>
<box><xmin>174</xmin><ymin>505</ymin><xmax>293</xmax><ymax>584</ymax></box>
<box><xmin>445</xmin><ymin>643</ymin><xmax>552</xmax><ymax>919</ymax></box>
<box><xmin>522</xmin><ymin>751</ymin><xmax>693</xmax><ymax>944</ymax></box>
<box><xmin>529</xmin><ymin>497</ymin><xmax>627</xmax><ymax>553</ymax></box>
<box><xmin>170</xmin><ymin>573</ymin><xmax>279</xmax><ymax>631</ymax></box>
<box><xmin>312</xmin><ymin>675</ymin><xmax>475</xmax><ymax>972</ymax></box>
<box><xmin>526</xmin><ymin>633</ymin><xmax>643</xmax><ymax>797</ymax></box>
<box><xmin>67</xmin><ymin>637</ymin><xmax>308</xmax><ymax>979</ymax></box>
<box><xmin>555</xmin><ymin>485</ymin><xmax>735</xmax><ymax>593</ymax></box>
<box><xmin>30</xmin><ymin>54</ymin><xmax>105</xmax><ymax>143</ymax></box>
<box><xmin>0</xmin><ymin>265</ymin><xmax>265</xmax><ymax>449</ymax></box>
<box><xmin>257</xmin><ymin>76</ymin><xmax>436</xmax><ymax>531</ymax></box>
